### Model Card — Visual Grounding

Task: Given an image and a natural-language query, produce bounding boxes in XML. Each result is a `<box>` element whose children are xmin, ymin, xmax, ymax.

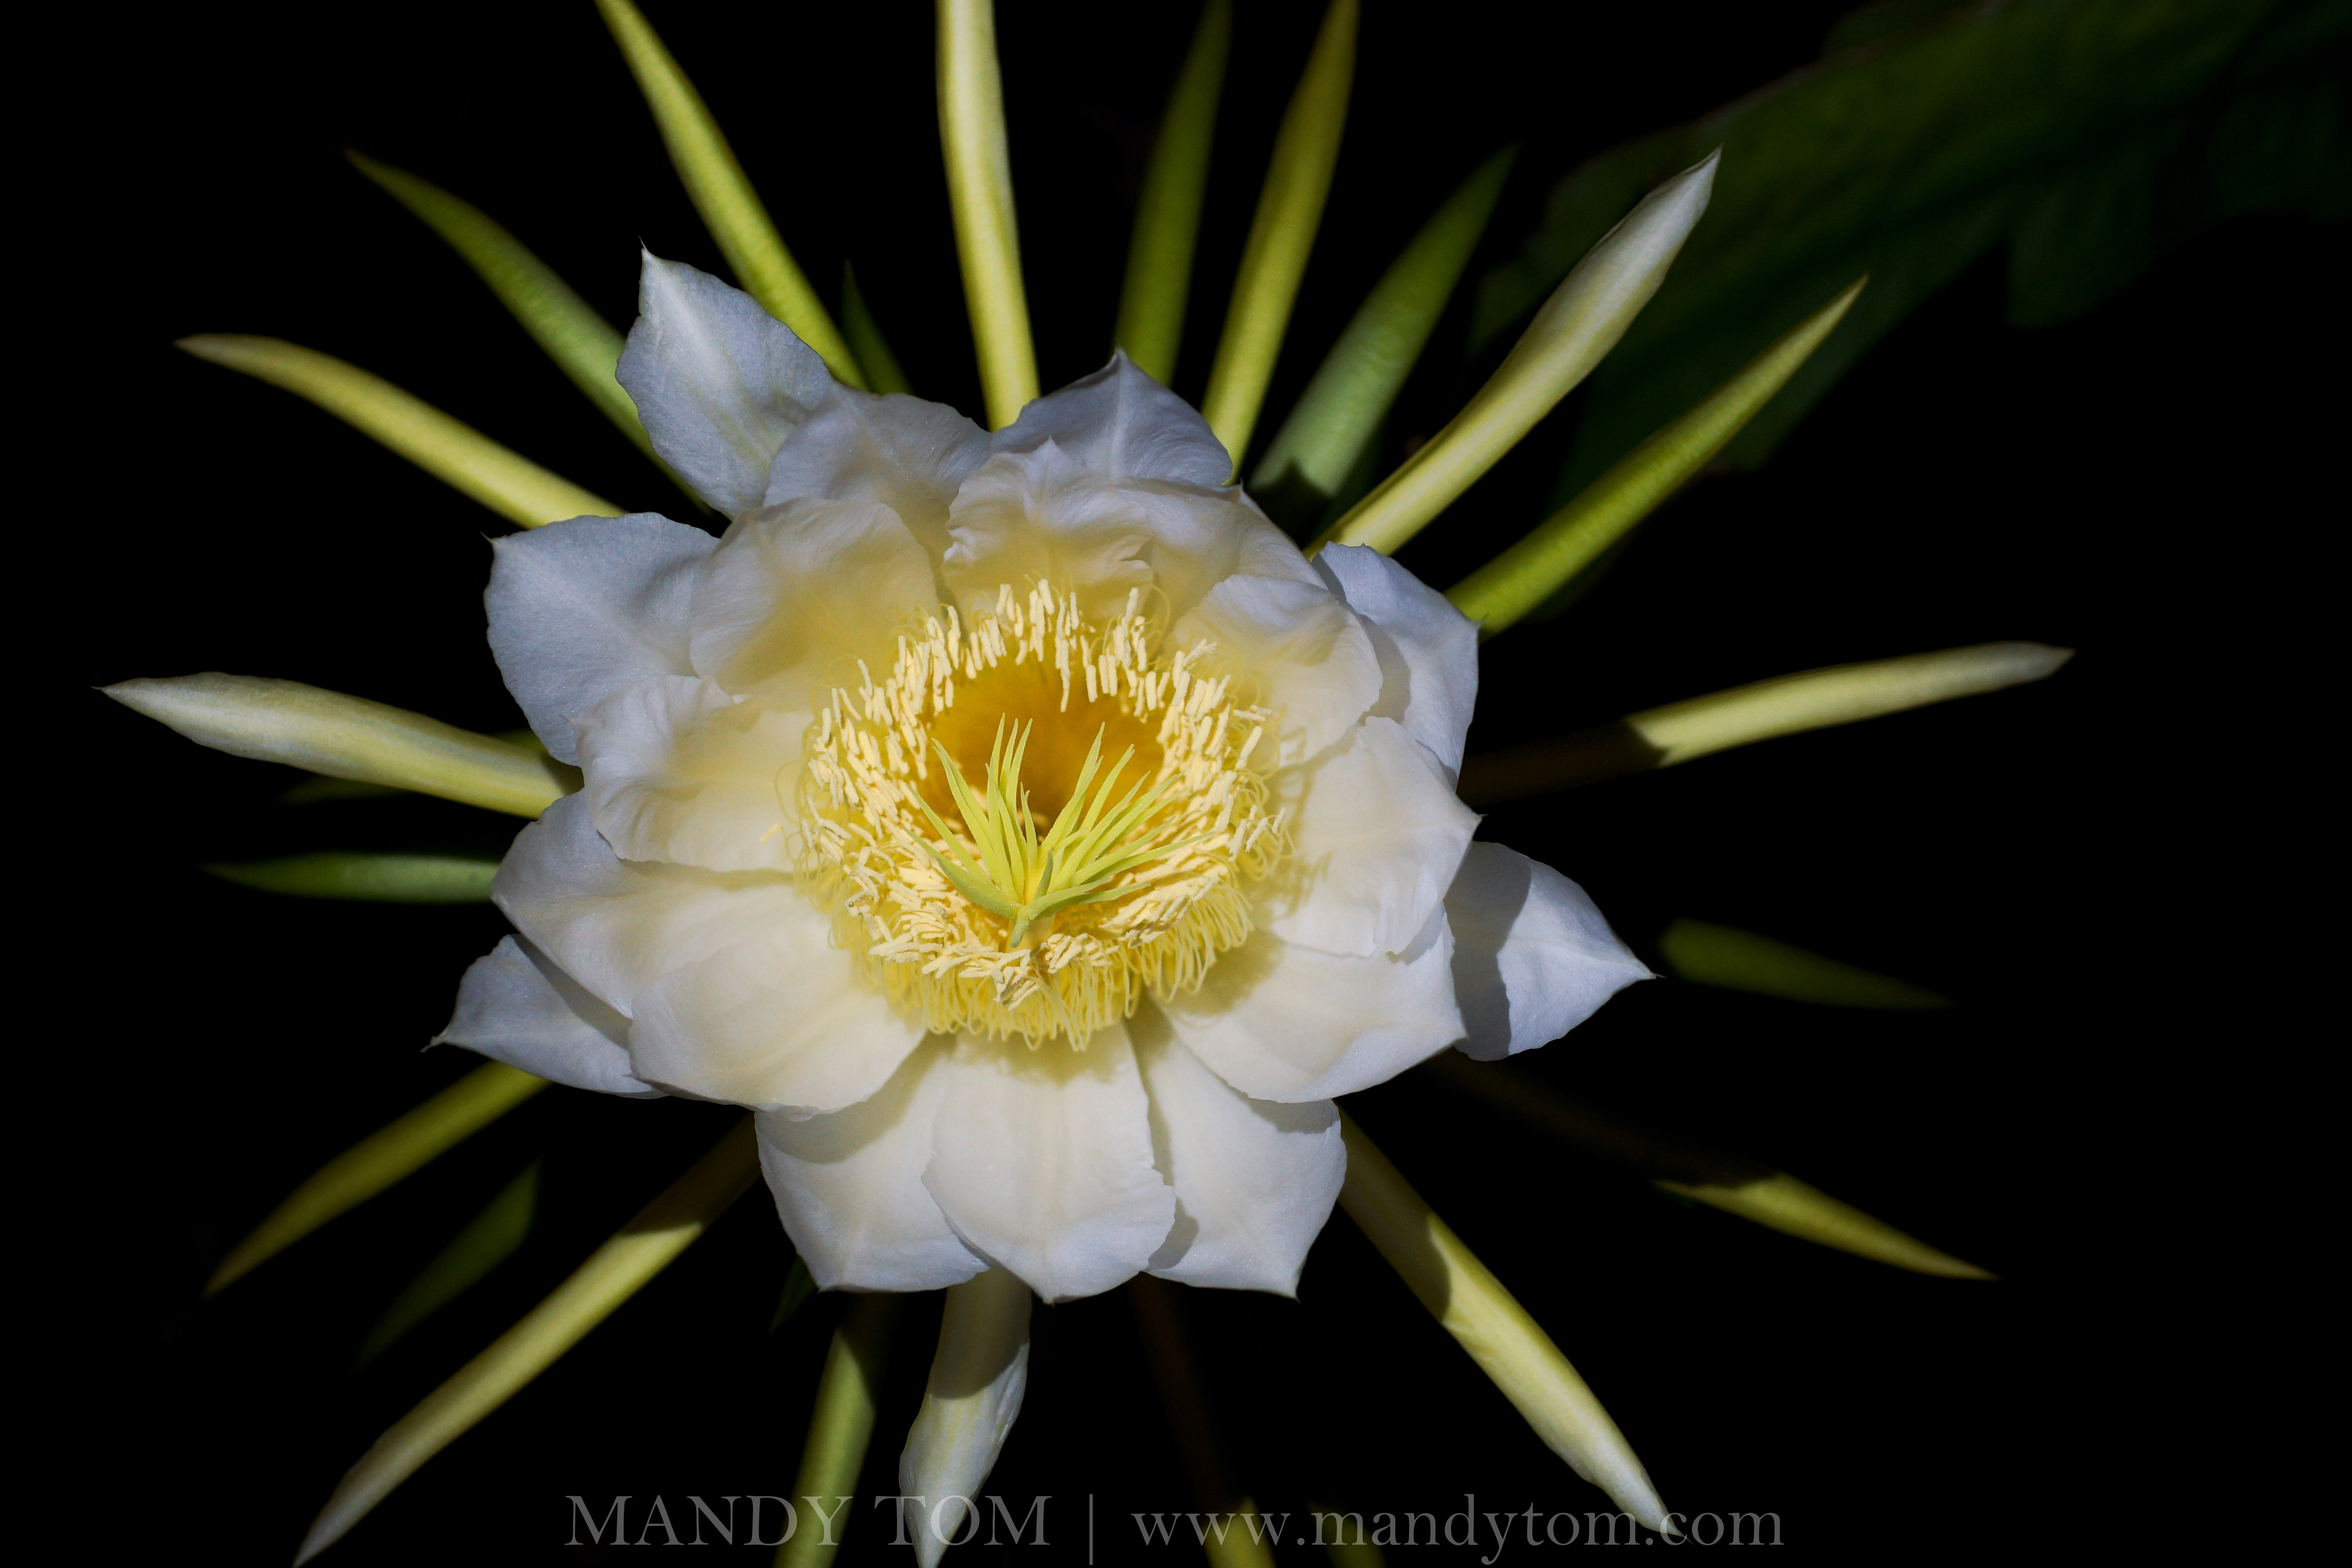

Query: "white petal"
<box><xmin>1159</xmin><ymin>906</ymin><xmax>1464</xmax><ymax>1102</ymax></box>
<box><xmin>1131</xmin><ymin>1007</ymin><xmax>1342</xmax><ymax>1294</ymax></box>
<box><xmin>990</xmin><ymin>352</ymin><xmax>1232</xmax><ymax>489</ymax></box>
<box><xmin>688</xmin><ymin>497</ymin><xmax>938</xmax><ymax>707</ymax></box>
<box><xmin>764</xmin><ymin>385</ymin><xmax>989</xmax><ymax>559</ymax></box>
<box><xmin>920</xmin><ymin>1025</ymin><xmax>1176</xmax><ymax>1302</ymax></box>
<box><xmin>615</xmin><ymin>251</ymin><xmax>831</xmax><ymax>517</ymax></box>
<box><xmin>1120</xmin><ymin>482</ymin><xmax>1322</xmax><ymax>620</ymax></box>
<box><xmin>940</xmin><ymin>441</ymin><xmax>1154</xmax><ymax>619</ymax></box>
<box><xmin>627</xmin><ymin>912</ymin><xmax>924</xmax><ymax>1114</ymax></box>
<box><xmin>755</xmin><ymin>1038</ymin><xmax>985</xmax><ymax>1290</ymax></box>
<box><xmin>434</xmin><ymin>935</ymin><xmax>664</xmax><ymax>1098</ymax></box>
<box><xmin>573</xmin><ymin>675</ymin><xmax>804</xmax><ymax>873</ymax></box>
<box><xmin>1445</xmin><ymin>841</ymin><xmax>1652</xmax><ymax>1060</ymax></box>
<box><xmin>1266</xmin><ymin>717</ymin><xmax>1479</xmax><ymax>957</ymax></box>
<box><xmin>484</xmin><ymin>514</ymin><xmax>715</xmax><ymax>764</ymax></box>
<box><xmin>1314</xmin><ymin>543</ymin><xmax>1480</xmax><ymax>781</ymax></box>
<box><xmin>899</xmin><ymin>1270</ymin><xmax>1031</xmax><ymax>1568</ymax></box>
<box><xmin>1173</xmin><ymin>573</ymin><xmax>1381</xmax><ymax>769</ymax></box>
<box><xmin>491</xmin><ymin>792</ymin><xmax>804</xmax><ymax>1015</ymax></box>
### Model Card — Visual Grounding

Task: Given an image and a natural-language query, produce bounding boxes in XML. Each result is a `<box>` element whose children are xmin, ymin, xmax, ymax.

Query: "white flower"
<box><xmin>439</xmin><ymin>251</ymin><xmax>1651</xmax><ymax>1306</ymax></box>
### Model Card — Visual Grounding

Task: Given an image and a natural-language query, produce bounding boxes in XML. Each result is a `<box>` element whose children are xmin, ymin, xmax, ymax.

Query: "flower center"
<box><xmin>797</xmin><ymin>583</ymin><xmax>1287</xmax><ymax>1046</ymax></box>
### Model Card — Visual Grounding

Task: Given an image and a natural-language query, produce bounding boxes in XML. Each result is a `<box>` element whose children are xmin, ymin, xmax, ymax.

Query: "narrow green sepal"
<box><xmin>593</xmin><ymin>0</ymin><xmax>864</xmax><ymax>386</ymax></box>
<box><xmin>1252</xmin><ymin>146</ymin><xmax>1515</xmax><ymax>525</ymax></box>
<box><xmin>770</xmin><ymin>1256</ymin><xmax>817</xmax><ymax>1333</ymax></box>
<box><xmin>1446</xmin><ymin>278</ymin><xmax>1863</xmax><ymax>636</ymax></box>
<box><xmin>1112</xmin><ymin>0</ymin><xmax>1231</xmax><ymax>384</ymax></box>
<box><xmin>205</xmin><ymin>1063</ymin><xmax>550</xmax><ymax>1296</ymax></box>
<box><xmin>1659</xmin><ymin>918</ymin><xmax>1953</xmax><ymax>1009</ymax></box>
<box><xmin>841</xmin><ymin>265</ymin><xmax>913</xmax><ymax>396</ymax></box>
<box><xmin>205</xmin><ymin>853</ymin><xmax>499</xmax><ymax>904</ymax></box>
<box><xmin>356</xmin><ymin>1162</ymin><xmax>540</xmax><ymax>1367</ymax></box>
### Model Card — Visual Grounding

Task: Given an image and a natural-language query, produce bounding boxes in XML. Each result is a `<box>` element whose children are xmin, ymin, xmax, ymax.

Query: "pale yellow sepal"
<box><xmin>104</xmin><ymin>674</ymin><xmax>580</xmax><ymax>818</ymax></box>
<box><xmin>205</xmin><ymin>852</ymin><xmax>499</xmax><ymax>904</ymax></box>
<box><xmin>777</xmin><ymin>1295</ymin><xmax>896</xmax><ymax>1568</ymax></box>
<box><xmin>1200</xmin><ymin>0</ymin><xmax>1357</xmax><ymax>468</ymax></box>
<box><xmin>205</xmin><ymin>1063</ymin><xmax>548</xmax><ymax>1296</ymax></box>
<box><xmin>593</xmin><ymin>0</ymin><xmax>863</xmax><ymax>386</ymax></box>
<box><xmin>1113</xmin><ymin>0</ymin><xmax>1232</xmax><ymax>385</ymax></box>
<box><xmin>176</xmin><ymin>336</ymin><xmax>621</xmax><ymax>528</ymax></box>
<box><xmin>1628</xmin><ymin>641</ymin><xmax>2075</xmax><ymax>766</ymax></box>
<box><xmin>1660</xmin><ymin>918</ymin><xmax>1952</xmax><ymax>1009</ymax></box>
<box><xmin>1337</xmin><ymin>1114</ymin><xmax>1671</xmax><ymax>1532</ymax></box>
<box><xmin>295</xmin><ymin>1119</ymin><xmax>762</xmax><ymax>1564</ymax></box>
<box><xmin>937</xmin><ymin>0</ymin><xmax>1038</xmax><ymax>429</ymax></box>
<box><xmin>1447</xmin><ymin>279</ymin><xmax>1864</xmax><ymax>636</ymax></box>
<box><xmin>1313</xmin><ymin>152</ymin><xmax>1718</xmax><ymax>557</ymax></box>
<box><xmin>1254</xmin><ymin>146</ymin><xmax>1514</xmax><ymax>506</ymax></box>
<box><xmin>1657</xmin><ymin>1172</ymin><xmax>1995</xmax><ymax>1280</ymax></box>
<box><xmin>900</xmin><ymin>1267</ymin><xmax>1031</xmax><ymax>1568</ymax></box>
<box><xmin>1455</xmin><ymin>642</ymin><xmax>2074</xmax><ymax>805</ymax></box>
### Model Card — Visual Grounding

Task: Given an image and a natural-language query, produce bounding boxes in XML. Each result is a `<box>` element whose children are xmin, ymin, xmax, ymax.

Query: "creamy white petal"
<box><xmin>1314</xmin><ymin>543</ymin><xmax>1480</xmax><ymax>781</ymax></box>
<box><xmin>615</xmin><ymin>251</ymin><xmax>831</xmax><ymax>517</ymax></box>
<box><xmin>1174</xmin><ymin>573</ymin><xmax>1382</xmax><ymax>769</ymax></box>
<box><xmin>434</xmin><ymin>935</ymin><xmax>664</xmax><ymax>1098</ymax></box>
<box><xmin>687</xmin><ymin>497</ymin><xmax>938</xmax><ymax>708</ymax></box>
<box><xmin>755</xmin><ymin>1038</ymin><xmax>986</xmax><ymax>1290</ymax></box>
<box><xmin>990</xmin><ymin>352</ymin><xmax>1232</xmax><ymax>489</ymax></box>
<box><xmin>900</xmin><ymin>1270</ymin><xmax>1031</xmax><ymax>1568</ymax></box>
<box><xmin>1266</xmin><ymin>717</ymin><xmax>1479</xmax><ymax>957</ymax></box>
<box><xmin>1159</xmin><ymin>906</ymin><xmax>1464</xmax><ymax>1102</ymax></box>
<box><xmin>484</xmin><ymin>514</ymin><xmax>715</xmax><ymax>764</ymax></box>
<box><xmin>763</xmin><ymin>385</ymin><xmax>989</xmax><ymax>560</ymax></box>
<box><xmin>1445</xmin><ymin>841</ymin><xmax>1653</xmax><ymax>1060</ymax></box>
<box><xmin>921</xmin><ymin>1024</ymin><xmax>1176</xmax><ymax>1301</ymax></box>
<box><xmin>491</xmin><ymin>793</ymin><xmax>804</xmax><ymax>1015</ymax></box>
<box><xmin>940</xmin><ymin>441</ymin><xmax>1155</xmax><ymax>619</ymax></box>
<box><xmin>1119</xmin><ymin>482</ymin><xmax>1322</xmax><ymax>619</ymax></box>
<box><xmin>572</xmin><ymin>675</ymin><xmax>804</xmax><ymax>873</ymax></box>
<box><xmin>627</xmin><ymin>911</ymin><xmax>924</xmax><ymax>1114</ymax></box>
<box><xmin>1132</xmin><ymin>1007</ymin><xmax>1342</xmax><ymax>1294</ymax></box>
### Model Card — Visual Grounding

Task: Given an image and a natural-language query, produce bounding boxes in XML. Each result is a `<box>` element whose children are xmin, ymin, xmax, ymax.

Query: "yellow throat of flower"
<box><xmin>798</xmin><ymin>583</ymin><xmax>1288</xmax><ymax>1046</ymax></box>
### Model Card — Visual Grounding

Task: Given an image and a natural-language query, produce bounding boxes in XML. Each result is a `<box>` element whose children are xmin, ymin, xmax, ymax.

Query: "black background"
<box><xmin>49</xmin><ymin>0</ymin><xmax>2334</xmax><ymax>1559</ymax></box>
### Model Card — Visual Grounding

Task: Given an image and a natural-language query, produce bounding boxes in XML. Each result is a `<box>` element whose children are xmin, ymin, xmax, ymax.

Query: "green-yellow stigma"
<box><xmin>797</xmin><ymin>583</ymin><xmax>1289</xmax><ymax>1047</ymax></box>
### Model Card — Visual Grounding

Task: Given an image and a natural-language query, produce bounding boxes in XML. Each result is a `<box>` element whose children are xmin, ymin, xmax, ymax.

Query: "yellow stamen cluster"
<box><xmin>798</xmin><ymin>583</ymin><xmax>1287</xmax><ymax>1045</ymax></box>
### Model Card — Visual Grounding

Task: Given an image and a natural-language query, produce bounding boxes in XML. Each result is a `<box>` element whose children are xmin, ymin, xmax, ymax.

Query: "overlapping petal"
<box><xmin>1175</xmin><ymin>573</ymin><xmax>1382</xmax><ymax>769</ymax></box>
<box><xmin>1265</xmin><ymin>717</ymin><xmax>1479</xmax><ymax>956</ymax></box>
<box><xmin>992</xmin><ymin>353</ymin><xmax>1232</xmax><ymax>490</ymax></box>
<box><xmin>490</xmin><ymin>793</ymin><xmax>803</xmax><ymax>1016</ymax></box>
<box><xmin>572</xmin><ymin>675</ymin><xmax>803</xmax><ymax>872</ymax></box>
<box><xmin>941</xmin><ymin>441</ymin><xmax>1156</xmax><ymax>619</ymax></box>
<box><xmin>764</xmin><ymin>385</ymin><xmax>991</xmax><ymax>559</ymax></box>
<box><xmin>921</xmin><ymin>1025</ymin><xmax>1176</xmax><ymax>1301</ymax></box>
<box><xmin>435</xmin><ymin>934</ymin><xmax>663</xmax><ymax>1098</ymax></box>
<box><xmin>484</xmin><ymin>513</ymin><xmax>714</xmax><ymax>764</ymax></box>
<box><xmin>615</xmin><ymin>252</ymin><xmax>832</xmax><ymax>517</ymax></box>
<box><xmin>687</xmin><ymin>496</ymin><xmax>936</xmax><ymax>707</ymax></box>
<box><xmin>1132</xmin><ymin>1009</ymin><xmax>1343</xmax><ymax>1294</ymax></box>
<box><xmin>627</xmin><ymin>912</ymin><xmax>924</xmax><ymax>1114</ymax></box>
<box><xmin>1315</xmin><ymin>543</ymin><xmax>1480</xmax><ymax>781</ymax></box>
<box><xmin>1159</xmin><ymin>906</ymin><xmax>1464</xmax><ymax>1102</ymax></box>
<box><xmin>1445</xmin><ymin>842</ymin><xmax>1653</xmax><ymax>1059</ymax></box>
<box><xmin>755</xmin><ymin>1038</ymin><xmax>986</xmax><ymax>1292</ymax></box>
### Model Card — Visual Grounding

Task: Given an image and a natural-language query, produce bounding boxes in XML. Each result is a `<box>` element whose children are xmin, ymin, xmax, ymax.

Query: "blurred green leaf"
<box><xmin>1471</xmin><ymin>0</ymin><xmax>2349</xmax><ymax>508</ymax></box>
<box><xmin>357</xmin><ymin>1162</ymin><xmax>540</xmax><ymax>1367</ymax></box>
